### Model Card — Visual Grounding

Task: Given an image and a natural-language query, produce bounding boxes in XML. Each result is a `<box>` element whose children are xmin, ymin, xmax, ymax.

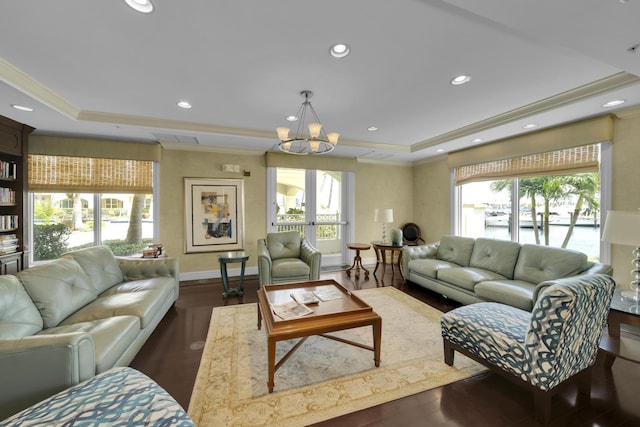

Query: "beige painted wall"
<box><xmin>353</xmin><ymin>161</ymin><xmax>413</xmax><ymax>245</ymax></box>
<box><xmin>609</xmin><ymin>111</ymin><xmax>640</xmax><ymax>286</ymax></box>
<box><xmin>159</xmin><ymin>150</ymin><xmax>414</xmax><ymax>276</ymax></box>
<box><xmin>412</xmin><ymin>157</ymin><xmax>451</xmax><ymax>243</ymax></box>
<box><xmin>159</xmin><ymin>149</ymin><xmax>266</xmax><ymax>275</ymax></box>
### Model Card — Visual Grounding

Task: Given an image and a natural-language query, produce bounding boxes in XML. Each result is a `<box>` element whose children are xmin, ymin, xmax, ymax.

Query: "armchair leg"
<box><xmin>578</xmin><ymin>367</ymin><xmax>592</xmax><ymax>397</ymax></box>
<box><xmin>443</xmin><ymin>339</ymin><xmax>455</xmax><ymax>366</ymax></box>
<box><xmin>533</xmin><ymin>390</ymin><xmax>551</xmax><ymax>426</ymax></box>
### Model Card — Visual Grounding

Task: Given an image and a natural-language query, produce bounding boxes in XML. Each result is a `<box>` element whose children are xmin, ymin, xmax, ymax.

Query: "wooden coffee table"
<box><xmin>257</xmin><ymin>279</ymin><xmax>382</xmax><ymax>393</ymax></box>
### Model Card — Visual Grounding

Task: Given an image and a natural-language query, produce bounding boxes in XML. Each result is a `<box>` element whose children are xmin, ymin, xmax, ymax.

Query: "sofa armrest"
<box><xmin>0</xmin><ymin>332</ymin><xmax>96</xmax><ymax>420</ymax></box>
<box><xmin>402</xmin><ymin>243</ymin><xmax>439</xmax><ymax>275</ymax></box>
<box><xmin>257</xmin><ymin>239</ymin><xmax>273</xmax><ymax>287</ymax></box>
<box><xmin>300</xmin><ymin>238</ymin><xmax>322</xmax><ymax>281</ymax></box>
<box><xmin>583</xmin><ymin>262</ymin><xmax>613</xmax><ymax>276</ymax></box>
<box><xmin>116</xmin><ymin>257</ymin><xmax>179</xmax><ymax>287</ymax></box>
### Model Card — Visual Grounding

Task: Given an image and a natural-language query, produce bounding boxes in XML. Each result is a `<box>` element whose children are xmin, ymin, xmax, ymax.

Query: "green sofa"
<box><xmin>402</xmin><ymin>235</ymin><xmax>612</xmax><ymax>311</ymax></box>
<box><xmin>0</xmin><ymin>246</ymin><xmax>179</xmax><ymax>420</ymax></box>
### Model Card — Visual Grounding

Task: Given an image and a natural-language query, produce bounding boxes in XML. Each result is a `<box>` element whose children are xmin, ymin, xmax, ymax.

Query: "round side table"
<box><xmin>346</xmin><ymin>243</ymin><xmax>370</xmax><ymax>280</ymax></box>
<box><xmin>217</xmin><ymin>251</ymin><xmax>250</xmax><ymax>297</ymax></box>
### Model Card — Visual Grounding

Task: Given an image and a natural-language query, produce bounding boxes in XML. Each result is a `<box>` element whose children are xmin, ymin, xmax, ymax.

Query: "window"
<box><xmin>29</xmin><ymin>155</ymin><xmax>157</xmax><ymax>261</ymax></box>
<box><xmin>455</xmin><ymin>144</ymin><xmax>607</xmax><ymax>261</ymax></box>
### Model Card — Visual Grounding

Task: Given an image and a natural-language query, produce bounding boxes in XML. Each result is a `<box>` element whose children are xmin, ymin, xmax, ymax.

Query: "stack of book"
<box><xmin>0</xmin><ymin>215</ymin><xmax>18</xmax><ymax>231</ymax></box>
<box><xmin>0</xmin><ymin>234</ymin><xmax>18</xmax><ymax>255</ymax></box>
<box><xmin>0</xmin><ymin>187</ymin><xmax>15</xmax><ymax>204</ymax></box>
<box><xmin>0</xmin><ymin>160</ymin><xmax>17</xmax><ymax>180</ymax></box>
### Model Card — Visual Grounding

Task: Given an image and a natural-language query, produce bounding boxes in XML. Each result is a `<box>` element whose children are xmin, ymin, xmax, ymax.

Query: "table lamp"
<box><xmin>374</xmin><ymin>208</ymin><xmax>393</xmax><ymax>244</ymax></box>
<box><xmin>602</xmin><ymin>210</ymin><xmax>640</xmax><ymax>301</ymax></box>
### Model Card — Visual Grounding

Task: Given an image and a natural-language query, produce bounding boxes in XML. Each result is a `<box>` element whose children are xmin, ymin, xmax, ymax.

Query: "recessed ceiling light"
<box><xmin>11</xmin><ymin>104</ymin><xmax>34</xmax><ymax>112</ymax></box>
<box><xmin>329</xmin><ymin>43</ymin><xmax>350</xmax><ymax>58</ymax></box>
<box><xmin>367</xmin><ymin>126</ymin><xmax>378</xmax><ymax>131</ymax></box>
<box><xmin>602</xmin><ymin>99</ymin><xmax>625</xmax><ymax>108</ymax></box>
<box><xmin>450</xmin><ymin>75</ymin><xmax>471</xmax><ymax>85</ymax></box>
<box><xmin>125</xmin><ymin>0</ymin><xmax>154</xmax><ymax>13</ymax></box>
<box><xmin>177</xmin><ymin>101</ymin><xmax>192</xmax><ymax>109</ymax></box>
<box><xmin>286</xmin><ymin>115</ymin><xmax>298</xmax><ymax>122</ymax></box>
<box><xmin>436</xmin><ymin>149</ymin><xmax>445</xmax><ymax>153</ymax></box>
<box><xmin>471</xmin><ymin>138</ymin><xmax>483</xmax><ymax>143</ymax></box>
<box><xmin>523</xmin><ymin>123</ymin><xmax>539</xmax><ymax>129</ymax></box>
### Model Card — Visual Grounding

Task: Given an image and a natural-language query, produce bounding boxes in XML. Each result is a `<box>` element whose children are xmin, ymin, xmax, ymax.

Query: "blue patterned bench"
<box><xmin>0</xmin><ymin>367</ymin><xmax>194</xmax><ymax>426</ymax></box>
<box><xmin>440</xmin><ymin>274</ymin><xmax>615</xmax><ymax>425</ymax></box>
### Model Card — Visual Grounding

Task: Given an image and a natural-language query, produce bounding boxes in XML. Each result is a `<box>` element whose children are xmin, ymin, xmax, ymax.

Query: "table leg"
<box><xmin>346</xmin><ymin>250</ymin><xmax>359</xmax><ymax>277</ymax></box>
<box><xmin>373</xmin><ymin>247</ymin><xmax>381</xmax><ymax>276</ymax></box>
<box><xmin>220</xmin><ymin>261</ymin><xmax>231</xmax><ymax>297</ymax></box>
<box><xmin>605</xmin><ymin>312</ymin><xmax>621</xmax><ymax>368</ymax></box>
<box><xmin>398</xmin><ymin>251</ymin><xmax>404</xmax><ymax>279</ymax></box>
<box><xmin>236</xmin><ymin>261</ymin><xmax>246</xmax><ymax>296</ymax></box>
<box><xmin>373</xmin><ymin>317</ymin><xmax>382</xmax><ymax>367</ymax></box>
<box><xmin>380</xmin><ymin>249</ymin><xmax>387</xmax><ymax>278</ymax></box>
<box><xmin>257</xmin><ymin>303</ymin><xmax>262</xmax><ymax>330</ymax></box>
<box><xmin>268</xmin><ymin>337</ymin><xmax>276</xmax><ymax>393</ymax></box>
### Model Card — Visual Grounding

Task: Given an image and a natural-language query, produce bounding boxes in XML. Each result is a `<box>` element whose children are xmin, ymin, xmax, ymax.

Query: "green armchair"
<box><xmin>257</xmin><ymin>231</ymin><xmax>321</xmax><ymax>287</ymax></box>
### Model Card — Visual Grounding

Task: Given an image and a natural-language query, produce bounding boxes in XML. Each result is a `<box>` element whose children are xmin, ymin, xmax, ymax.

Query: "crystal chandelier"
<box><xmin>276</xmin><ymin>90</ymin><xmax>339</xmax><ymax>155</ymax></box>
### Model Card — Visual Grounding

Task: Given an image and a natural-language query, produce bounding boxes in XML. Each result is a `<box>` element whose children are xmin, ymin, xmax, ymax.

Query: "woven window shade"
<box><xmin>455</xmin><ymin>144</ymin><xmax>599</xmax><ymax>185</ymax></box>
<box><xmin>28</xmin><ymin>155</ymin><xmax>153</xmax><ymax>193</ymax></box>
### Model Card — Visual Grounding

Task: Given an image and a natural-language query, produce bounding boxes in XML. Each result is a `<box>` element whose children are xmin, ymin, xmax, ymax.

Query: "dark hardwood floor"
<box><xmin>130</xmin><ymin>268</ymin><xmax>640</xmax><ymax>426</ymax></box>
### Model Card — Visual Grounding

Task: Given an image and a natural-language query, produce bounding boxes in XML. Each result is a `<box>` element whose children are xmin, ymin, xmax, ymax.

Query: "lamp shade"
<box><xmin>374</xmin><ymin>208</ymin><xmax>393</xmax><ymax>223</ymax></box>
<box><xmin>602</xmin><ymin>210</ymin><xmax>640</xmax><ymax>247</ymax></box>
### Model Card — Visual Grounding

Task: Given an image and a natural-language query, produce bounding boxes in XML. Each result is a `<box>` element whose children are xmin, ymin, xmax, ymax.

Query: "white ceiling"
<box><xmin>0</xmin><ymin>0</ymin><xmax>639</xmax><ymax>163</ymax></box>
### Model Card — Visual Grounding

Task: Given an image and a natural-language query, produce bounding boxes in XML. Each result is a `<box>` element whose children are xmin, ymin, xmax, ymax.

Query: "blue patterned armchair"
<box><xmin>440</xmin><ymin>273</ymin><xmax>615</xmax><ymax>425</ymax></box>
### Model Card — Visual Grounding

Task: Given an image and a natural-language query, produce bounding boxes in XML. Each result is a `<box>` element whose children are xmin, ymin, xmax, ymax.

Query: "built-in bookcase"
<box><xmin>0</xmin><ymin>115</ymin><xmax>33</xmax><ymax>274</ymax></box>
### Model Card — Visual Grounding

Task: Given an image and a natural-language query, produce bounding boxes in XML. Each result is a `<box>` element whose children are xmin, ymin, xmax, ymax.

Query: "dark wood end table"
<box><xmin>371</xmin><ymin>241</ymin><xmax>404</xmax><ymax>279</ymax></box>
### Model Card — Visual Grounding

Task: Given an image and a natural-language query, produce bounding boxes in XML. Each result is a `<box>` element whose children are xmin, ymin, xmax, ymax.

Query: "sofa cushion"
<box><xmin>513</xmin><ymin>244</ymin><xmax>588</xmax><ymax>284</ymax></box>
<box><xmin>469</xmin><ymin>238</ymin><xmax>521</xmax><ymax>279</ymax></box>
<box><xmin>101</xmin><ymin>277</ymin><xmax>176</xmax><ymax>296</ymax></box>
<box><xmin>408</xmin><ymin>258</ymin><xmax>460</xmax><ymax>279</ymax></box>
<box><xmin>436</xmin><ymin>236</ymin><xmax>475</xmax><ymax>267</ymax></box>
<box><xmin>60</xmin><ymin>289</ymin><xmax>167</xmax><ymax>329</ymax></box>
<box><xmin>39</xmin><ymin>316</ymin><xmax>140</xmax><ymax>373</ymax></box>
<box><xmin>271</xmin><ymin>258</ymin><xmax>310</xmax><ymax>279</ymax></box>
<box><xmin>62</xmin><ymin>246</ymin><xmax>124</xmax><ymax>294</ymax></box>
<box><xmin>17</xmin><ymin>258</ymin><xmax>97</xmax><ymax>328</ymax></box>
<box><xmin>437</xmin><ymin>267</ymin><xmax>507</xmax><ymax>292</ymax></box>
<box><xmin>0</xmin><ymin>275</ymin><xmax>43</xmax><ymax>338</ymax></box>
<box><xmin>475</xmin><ymin>280</ymin><xmax>537</xmax><ymax>311</ymax></box>
<box><xmin>266</xmin><ymin>231</ymin><xmax>301</xmax><ymax>260</ymax></box>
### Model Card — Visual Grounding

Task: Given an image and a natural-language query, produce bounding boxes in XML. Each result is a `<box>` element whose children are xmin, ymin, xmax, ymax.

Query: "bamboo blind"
<box><xmin>455</xmin><ymin>144</ymin><xmax>599</xmax><ymax>185</ymax></box>
<box><xmin>28</xmin><ymin>154</ymin><xmax>153</xmax><ymax>193</ymax></box>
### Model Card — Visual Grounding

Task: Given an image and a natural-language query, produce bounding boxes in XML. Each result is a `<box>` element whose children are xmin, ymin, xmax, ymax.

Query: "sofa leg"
<box><xmin>443</xmin><ymin>339</ymin><xmax>455</xmax><ymax>366</ymax></box>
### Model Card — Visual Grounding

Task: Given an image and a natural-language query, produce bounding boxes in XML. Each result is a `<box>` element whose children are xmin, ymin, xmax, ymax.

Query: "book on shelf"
<box><xmin>271</xmin><ymin>300</ymin><xmax>314</xmax><ymax>320</ymax></box>
<box><xmin>290</xmin><ymin>290</ymin><xmax>320</xmax><ymax>305</ymax></box>
<box><xmin>312</xmin><ymin>285</ymin><xmax>344</xmax><ymax>302</ymax></box>
<box><xmin>0</xmin><ymin>245</ymin><xmax>18</xmax><ymax>255</ymax></box>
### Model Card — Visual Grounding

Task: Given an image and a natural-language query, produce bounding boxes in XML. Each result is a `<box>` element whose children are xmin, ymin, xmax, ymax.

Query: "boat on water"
<box><xmin>485</xmin><ymin>212</ymin><xmax>599</xmax><ymax>228</ymax></box>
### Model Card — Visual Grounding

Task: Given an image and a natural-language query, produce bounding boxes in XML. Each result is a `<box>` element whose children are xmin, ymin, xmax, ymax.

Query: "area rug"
<box><xmin>188</xmin><ymin>286</ymin><xmax>485</xmax><ymax>427</ymax></box>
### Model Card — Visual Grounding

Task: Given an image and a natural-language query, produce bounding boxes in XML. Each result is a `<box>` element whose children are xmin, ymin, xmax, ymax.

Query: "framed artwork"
<box><xmin>184</xmin><ymin>178</ymin><xmax>245</xmax><ymax>253</ymax></box>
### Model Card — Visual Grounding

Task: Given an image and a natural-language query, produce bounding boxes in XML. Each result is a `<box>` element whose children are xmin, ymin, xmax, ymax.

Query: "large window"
<box><xmin>29</xmin><ymin>154</ymin><xmax>156</xmax><ymax>261</ymax></box>
<box><xmin>456</xmin><ymin>143</ymin><xmax>607</xmax><ymax>261</ymax></box>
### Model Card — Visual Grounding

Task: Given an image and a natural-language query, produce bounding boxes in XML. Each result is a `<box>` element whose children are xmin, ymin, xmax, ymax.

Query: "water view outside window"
<box><xmin>33</xmin><ymin>192</ymin><xmax>153</xmax><ymax>261</ymax></box>
<box><xmin>459</xmin><ymin>173</ymin><xmax>601</xmax><ymax>260</ymax></box>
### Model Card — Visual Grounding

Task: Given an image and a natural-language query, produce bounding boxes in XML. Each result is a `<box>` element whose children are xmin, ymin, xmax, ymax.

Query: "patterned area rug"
<box><xmin>188</xmin><ymin>286</ymin><xmax>485</xmax><ymax>427</ymax></box>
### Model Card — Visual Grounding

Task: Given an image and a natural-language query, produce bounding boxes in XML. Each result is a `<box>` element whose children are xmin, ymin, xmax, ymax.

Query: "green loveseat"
<box><xmin>403</xmin><ymin>235</ymin><xmax>612</xmax><ymax>311</ymax></box>
<box><xmin>0</xmin><ymin>246</ymin><xmax>179</xmax><ymax>420</ymax></box>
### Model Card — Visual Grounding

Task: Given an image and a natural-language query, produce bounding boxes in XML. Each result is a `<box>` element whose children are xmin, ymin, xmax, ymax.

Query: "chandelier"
<box><xmin>276</xmin><ymin>90</ymin><xmax>339</xmax><ymax>155</ymax></box>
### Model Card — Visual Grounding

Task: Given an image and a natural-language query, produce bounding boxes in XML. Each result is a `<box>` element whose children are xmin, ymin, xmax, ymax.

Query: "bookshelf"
<box><xmin>0</xmin><ymin>115</ymin><xmax>33</xmax><ymax>274</ymax></box>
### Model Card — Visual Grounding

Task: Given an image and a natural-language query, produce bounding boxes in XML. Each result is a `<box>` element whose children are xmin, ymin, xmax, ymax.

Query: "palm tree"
<box><xmin>560</xmin><ymin>173</ymin><xmax>600</xmax><ymax>248</ymax></box>
<box><xmin>125</xmin><ymin>194</ymin><xmax>145</xmax><ymax>244</ymax></box>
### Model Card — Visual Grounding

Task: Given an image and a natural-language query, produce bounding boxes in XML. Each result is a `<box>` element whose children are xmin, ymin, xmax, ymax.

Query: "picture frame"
<box><xmin>184</xmin><ymin>177</ymin><xmax>245</xmax><ymax>253</ymax></box>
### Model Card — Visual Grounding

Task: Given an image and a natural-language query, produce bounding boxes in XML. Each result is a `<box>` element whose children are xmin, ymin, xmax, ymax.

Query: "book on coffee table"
<box><xmin>290</xmin><ymin>290</ymin><xmax>320</xmax><ymax>305</ymax></box>
<box><xmin>271</xmin><ymin>300</ymin><xmax>314</xmax><ymax>320</ymax></box>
